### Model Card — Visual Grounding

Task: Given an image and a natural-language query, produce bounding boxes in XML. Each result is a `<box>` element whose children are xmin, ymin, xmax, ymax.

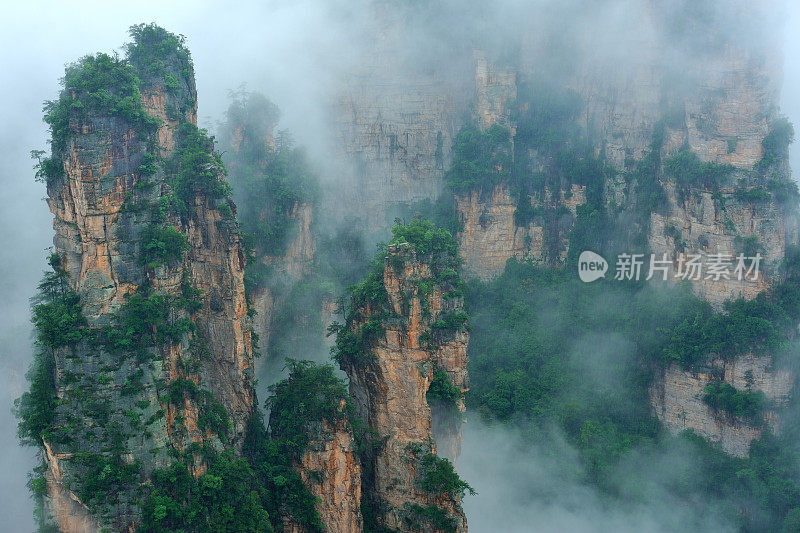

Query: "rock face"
<box><xmin>473</xmin><ymin>50</ymin><xmax>516</xmax><ymax>130</ymax></box>
<box><xmin>283</xmin><ymin>413</ymin><xmax>364</xmax><ymax>533</ymax></box>
<box><xmin>249</xmin><ymin>201</ymin><xmax>316</xmax><ymax>356</ymax></box>
<box><xmin>329</xmin><ymin>2</ymin><xmax>469</xmax><ymax>230</ymax></box>
<box><xmin>341</xmin><ymin>243</ymin><xmax>469</xmax><ymax>532</ymax></box>
<box><xmin>650</xmin><ymin>354</ymin><xmax>792</xmax><ymax>457</ymax></box>
<box><xmin>648</xmin><ymin>182</ymin><xmax>797</xmax><ymax>307</ymax></box>
<box><xmin>456</xmin><ymin>185</ymin><xmax>587</xmax><ymax>280</ymax></box>
<box><xmin>332</xmin><ymin>77</ymin><xmax>459</xmax><ymax>228</ymax></box>
<box><xmin>40</xmin><ymin>38</ymin><xmax>254</xmax><ymax>530</ymax></box>
<box><xmin>43</xmin><ymin>441</ymin><xmax>101</xmax><ymax>533</ymax></box>
<box><xmin>333</xmin><ymin>1</ymin><xmax>795</xmax><ymax>461</ymax></box>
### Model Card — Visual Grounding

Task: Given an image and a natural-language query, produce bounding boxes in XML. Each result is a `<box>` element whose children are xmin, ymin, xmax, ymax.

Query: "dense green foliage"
<box><xmin>142</xmin><ymin>360</ymin><xmax>350</xmax><ymax>532</ymax></box>
<box><xmin>140</xmin><ymin>451</ymin><xmax>273</xmax><ymax>533</ymax></box>
<box><xmin>418</xmin><ymin>452</ymin><xmax>475</xmax><ymax>499</ymax></box>
<box><xmin>30</xmin><ymin>254</ymin><xmax>86</xmax><ymax>349</ymax></box>
<box><xmin>388</xmin><ymin>216</ymin><xmax>460</xmax><ymax>271</ymax></box>
<box><xmin>664</xmin><ymin>148</ymin><xmax>735</xmax><ymax>190</ymax></box>
<box><xmin>511</xmin><ymin>78</ymin><xmax>608</xmax><ymax>232</ymax></box>
<box><xmin>30</xmin><ymin>149</ymin><xmax>64</xmax><ymax>185</ymax></box>
<box><xmin>43</xmin><ymin>52</ymin><xmax>159</xmax><ymax>151</ymax></box>
<box><xmin>170</xmin><ymin>379</ymin><xmax>233</xmax><ymax>438</ymax></box>
<box><xmin>221</xmin><ymin>91</ymin><xmax>318</xmax><ymax>258</ymax></box>
<box><xmin>673</xmin><ymin>429</ymin><xmax>800</xmax><ymax>532</ymax></box>
<box><xmin>125</xmin><ymin>23</ymin><xmax>193</xmax><ymax>81</ymax></box>
<box><xmin>466</xmin><ymin>257</ymin><xmax>800</xmax><ymax>481</ymax></box>
<box><xmin>139</xmin><ymin>224</ymin><xmax>189</xmax><ymax>267</ymax></box>
<box><xmin>767</xmin><ymin>178</ymin><xmax>800</xmax><ymax>205</ymax></box>
<box><xmin>427</xmin><ymin>367</ymin><xmax>462</xmax><ymax>408</ymax></box>
<box><xmin>74</xmin><ymin>445</ymin><xmax>141</xmax><ymax>509</ymax></box>
<box><xmin>15</xmin><ymin>255</ymin><xmax>83</xmax><ymax>445</ymax></box>
<box><xmin>734</xmin><ymin>185</ymin><xmax>772</xmax><ymax>204</ymax></box>
<box><xmin>445</xmin><ymin>124</ymin><xmax>511</xmax><ymax>193</ymax></box>
<box><xmin>465</xmin><ymin>255</ymin><xmax>800</xmax><ymax>528</ymax></box>
<box><xmin>759</xmin><ymin>117</ymin><xmax>795</xmax><ymax>170</ymax></box>
<box><xmin>249</xmin><ymin>360</ymin><xmax>355</xmax><ymax>532</ymax></box>
<box><xmin>467</xmin><ymin>261</ymin><xmax>664</xmax><ymax>451</ymax></box>
<box><xmin>404</xmin><ymin>504</ymin><xmax>458</xmax><ymax>533</ymax></box>
<box><xmin>444</xmin><ymin>77</ymin><xmax>615</xmax><ymax>263</ymax></box>
<box><xmin>703</xmin><ymin>381</ymin><xmax>767</xmax><ymax>423</ymax></box>
<box><xmin>659</xmin><ymin>285</ymin><xmax>800</xmax><ymax>368</ymax></box>
<box><xmin>102</xmin><ymin>290</ymin><xmax>196</xmax><ymax>360</ymax></box>
<box><xmin>266</xmin><ymin>359</ymin><xmax>349</xmax><ymax>455</ymax></box>
<box><xmin>330</xmin><ymin>217</ymin><xmax>465</xmax><ymax>366</ymax></box>
<box><xmin>167</xmin><ymin>122</ymin><xmax>231</xmax><ymax>216</ymax></box>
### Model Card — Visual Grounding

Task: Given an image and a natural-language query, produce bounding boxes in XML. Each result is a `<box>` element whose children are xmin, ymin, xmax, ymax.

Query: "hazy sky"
<box><xmin>0</xmin><ymin>1</ymin><xmax>797</xmax><ymax>529</ymax></box>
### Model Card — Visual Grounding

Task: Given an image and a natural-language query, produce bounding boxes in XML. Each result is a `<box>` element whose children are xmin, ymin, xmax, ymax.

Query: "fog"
<box><xmin>458</xmin><ymin>417</ymin><xmax>737</xmax><ymax>533</ymax></box>
<box><xmin>0</xmin><ymin>1</ymin><xmax>798</xmax><ymax>530</ymax></box>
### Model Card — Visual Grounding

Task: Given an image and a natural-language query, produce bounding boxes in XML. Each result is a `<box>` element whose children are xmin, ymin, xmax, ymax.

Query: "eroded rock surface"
<box><xmin>341</xmin><ymin>243</ymin><xmax>469</xmax><ymax>532</ymax></box>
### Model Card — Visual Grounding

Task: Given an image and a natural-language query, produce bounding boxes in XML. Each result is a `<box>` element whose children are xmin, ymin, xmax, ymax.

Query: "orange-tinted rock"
<box><xmin>342</xmin><ymin>243</ymin><xmax>468</xmax><ymax>532</ymax></box>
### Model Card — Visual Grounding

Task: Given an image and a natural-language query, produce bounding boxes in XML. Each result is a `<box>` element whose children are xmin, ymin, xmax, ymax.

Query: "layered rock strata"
<box><xmin>341</xmin><ymin>243</ymin><xmax>469</xmax><ymax>532</ymax></box>
<box><xmin>41</xmin><ymin>37</ymin><xmax>254</xmax><ymax>531</ymax></box>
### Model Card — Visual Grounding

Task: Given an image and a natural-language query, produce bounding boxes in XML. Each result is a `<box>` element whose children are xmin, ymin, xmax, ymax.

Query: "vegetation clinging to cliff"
<box><xmin>664</xmin><ymin>148</ymin><xmax>735</xmax><ymax>190</ymax></box>
<box><xmin>330</xmin><ymin>217</ymin><xmax>466</xmax><ymax>366</ymax></box>
<box><xmin>142</xmin><ymin>361</ymin><xmax>349</xmax><ymax>532</ymax></box>
<box><xmin>418</xmin><ymin>452</ymin><xmax>475</xmax><ymax>499</ymax></box>
<box><xmin>125</xmin><ymin>22</ymin><xmax>193</xmax><ymax>81</ymax></box>
<box><xmin>139</xmin><ymin>224</ymin><xmax>189</xmax><ymax>268</ymax></box>
<box><xmin>221</xmin><ymin>90</ymin><xmax>319</xmax><ymax>259</ymax></box>
<box><xmin>250</xmin><ymin>359</ymin><xmax>355</xmax><ymax>533</ymax></box>
<box><xmin>445</xmin><ymin>123</ymin><xmax>511</xmax><ymax>193</ymax></box>
<box><xmin>43</xmin><ymin>52</ymin><xmax>160</xmax><ymax>152</ymax></box>
<box><xmin>758</xmin><ymin>117</ymin><xmax>795</xmax><ymax>171</ymax></box>
<box><xmin>702</xmin><ymin>381</ymin><xmax>767</xmax><ymax>424</ymax></box>
<box><xmin>267</xmin><ymin>359</ymin><xmax>350</xmax><ymax>455</ymax></box>
<box><xmin>15</xmin><ymin>254</ymin><xmax>83</xmax><ymax>445</ymax></box>
<box><xmin>167</xmin><ymin>122</ymin><xmax>232</xmax><ymax>216</ymax></box>
<box><xmin>140</xmin><ymin>450</ymin><xmax>273</xmax><ymax>533</ymax></box>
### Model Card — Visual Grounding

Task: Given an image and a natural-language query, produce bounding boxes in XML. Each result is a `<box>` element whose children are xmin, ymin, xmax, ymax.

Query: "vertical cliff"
<box><xmin>456</xmin><ymin>184</ymin><xmax>587</xmax><ymax>280</ymax></box>
<box><xmin>218</xmin><ymin>90</ymin><xmax>318</xmax><ymax>362</ymax></box>
<box><xmin>650</xmin><ymin>354</ymin><xmax>792</xmax><ymax>457</ymax></box>
<box><xmin>266</xmin><ymin>361</ymin><xmax>363</xmax><ymax>533</ymax></box>
<box><xmin>332</xmin><ymin>219</ymin><xmax>471</xmax><ymax>532</ymax></box>
<box><xmin>330</xmin><ymin>1</ymin><xmax>471</xmax><ymax>230</ymax></box>
<box><xmin>331</xmin><ymin>0</ymin><xmax>797</xmax><ymax>461</ymax></box>
<box><xmin>26</xmin><ymin>25</ymin><xmax>255</xmax><ymax>531</ymax></box>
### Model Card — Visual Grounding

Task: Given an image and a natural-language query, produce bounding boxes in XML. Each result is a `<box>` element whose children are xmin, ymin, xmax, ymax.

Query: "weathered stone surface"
<box><xmin>650</xmin><ymin>354</ymin><xmax>792</xmax><ymax>457</ymax></box>
<box><xmin>284</xmin><ymin>412</ymin><xmax>363</xmax><ymax>533</ymax></box>
<box><xmin>342</xmin><ymin>243</ymin><xmax>468</xmax><ymax>532</ymax></box>
<box><xmin>473</xmin><ymin>50</ymin><xmax>516</xmax><ymax>130</ymax></box>
<box><xmin>41</xmin><ymin>55</ymin><xmax>254</xmax><ymax>530</ymax></box>
<box><xmin>456</xmin><ymin>184</ymin><xmax>586</xmax><ymax>280</ymax></box>
<box><xmin>332</xmin><ymin>79</ymin><xmax>459</xmax><ymax>228</ymax></box>
<box><xmin>43</xmin><ymin>441</ymin><xmax>101</xmax><ymax>533</ymax></box>
<box><xmin>250</xmin><ymin>201</ymin><xmax>316</xmax><ymax>357</ymax></box>
<box><xmin>648</xmin><ymin>182</ymin><xmax>797</xmax><ymax>307</ymax></box>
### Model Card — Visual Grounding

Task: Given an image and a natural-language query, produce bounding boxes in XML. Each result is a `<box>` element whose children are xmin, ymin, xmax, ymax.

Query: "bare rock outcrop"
<box><xmin>650</xmin><ymin>354</ymin><xmax>792</xmax><ymax>457</ymax></box>
<box><xmin>283</xmin><ymin>413</ymin><xmax>364</xmax><ymax>533</ymax></box>
<box><xmin>340</xmin><ymin>242</ymin><xmax>469</xmax><ymax>532</ymax></box>
<box><xmin>456</xmin><ymin>185</ymin><xmax>586</xmax><ymax>280</ymax></box>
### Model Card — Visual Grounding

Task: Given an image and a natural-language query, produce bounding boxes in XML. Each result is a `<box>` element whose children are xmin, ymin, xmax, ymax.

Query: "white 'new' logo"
<box><xmin>578</xmin><ymin>251</ymin><xmax>608</xmax><ymax>282</ymax></box>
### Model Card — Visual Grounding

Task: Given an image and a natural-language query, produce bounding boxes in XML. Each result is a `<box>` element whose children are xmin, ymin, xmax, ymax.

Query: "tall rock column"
<box><xmin>32</xmin><ymin>26</ymin><xmax>255</xmax><ymax>531</ymax></box>
<box><xmin>337</xmin><ymin>237</ymin><xmax>470</xmax><ymax>532</ymax></box>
